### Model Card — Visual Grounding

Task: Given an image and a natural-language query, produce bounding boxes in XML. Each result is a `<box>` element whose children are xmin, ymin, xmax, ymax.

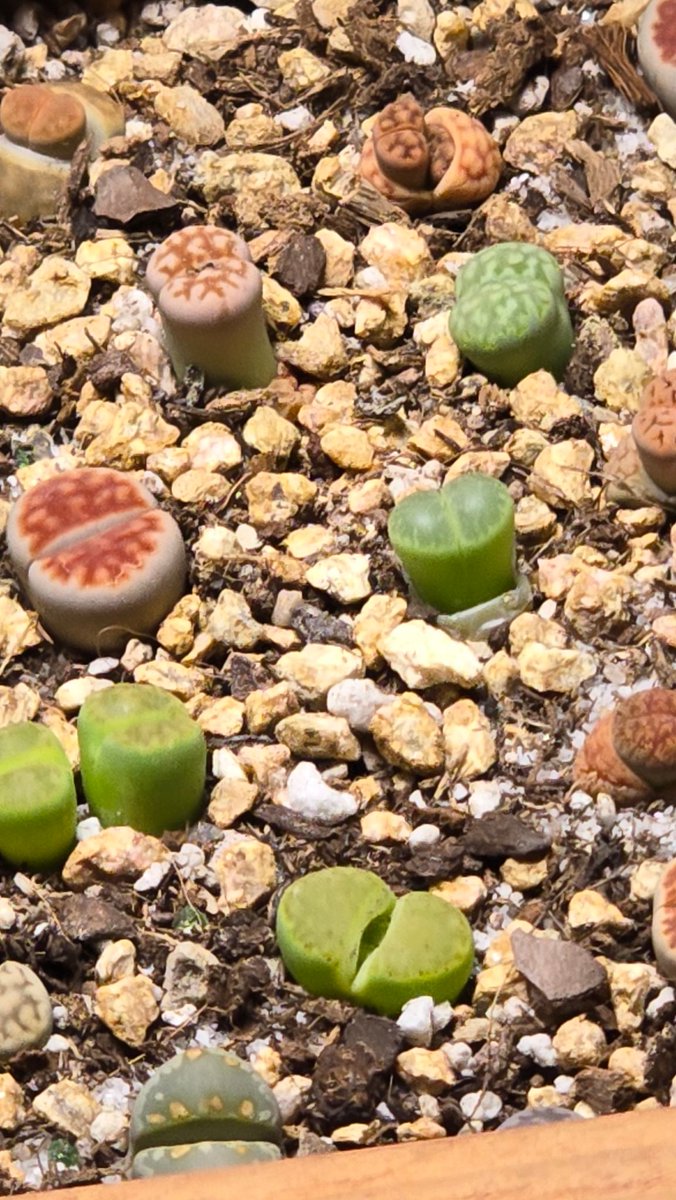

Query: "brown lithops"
<box><xmin>573</xmin><ymin>688</ymin><xmax>676</xmax><ymax>805</ymax></box>
<box><xmin>7</xmin><ymin>468</ymin><xmax>186</xmax><ymax>653</ymax></box>
<box><xmin>359</xmin><ymin>95</ymin><xmax>501</xmax><ymax>214</ymax></box>
<box><xmin>638</xmin><ymin>0</ymin><xmax>676</xmax><ymax>119</ymax></box>
<box><xmin>632</xmin><ymin>369</ymin><xmax>676</xmax><ymax>495</ymax></box>
<box><xmin>652</xmin><ymin>860</ymin><xmax>676</xmax><ymax>981</ymax></box>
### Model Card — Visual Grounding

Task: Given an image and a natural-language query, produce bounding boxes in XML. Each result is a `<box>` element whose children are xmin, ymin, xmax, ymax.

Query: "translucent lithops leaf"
<box><xmin>132</xmin><ymin>1140</ymin><xmax>282</xmax><ymax>1179</ymax></box>
<box><xmin>0</xmin><ymin>721</ymin><xmax>76</xmax><ymax>869</ymax></box>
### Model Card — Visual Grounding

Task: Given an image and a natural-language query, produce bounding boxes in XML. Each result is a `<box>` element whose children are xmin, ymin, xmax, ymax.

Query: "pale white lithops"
<box><xmin>145</xmin><ymin>225</ymin><xmax>276</xmax><ymax>390</ymax></box>
<box><xmin>6</xmin><ymin>467</ymin><xmax>186</xmax><ymax>653</ymax></box>
<box><xmin>652</xmin><ymin>859</ymin><xmax>676</xmax><ymax>980</ymax></box>
<box><xmin>638</xmin><ymin>0</ymin><xmax>676</xmax><ymax>118</ymax></box>
<box><xmin>0</xmin><ymin>961</ymin><xmax>53</xmax><ymax>1061</ymax></box>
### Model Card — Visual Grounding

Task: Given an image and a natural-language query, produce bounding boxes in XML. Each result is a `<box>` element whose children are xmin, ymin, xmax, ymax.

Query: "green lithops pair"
<box><xmin>388</xmin><ymin>473</ymin><xmax>531</xmax><ymax>638</ymax></box>
<box><xmin>276</xmin><ymin>866</ymin><xmax>474</xmax><ymax>1016</ymax></box>
<box><xmin>129</xmin><ymin>1048</ymin><xmax>283</xmax><ymax>1179</ymax></box>
<box><xmin>0</xmin><ymin>683</ymin><xmax>207</xmax><ymax>870</ymax></box>
<box><xmin>449</xmin><ymin>242</ymin><xmax>574</xmax><ymax>387</ymax></box>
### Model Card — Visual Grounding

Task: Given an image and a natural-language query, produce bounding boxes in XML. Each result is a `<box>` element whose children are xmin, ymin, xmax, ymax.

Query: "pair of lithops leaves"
<box><xmin>0</xmin><ymin>683</ymin><xmax>206</xmax><ymax>870</ymax></box>
<box><xmin>276</xmin><ymin>866</ymin><xmax>474</xmax><ymax>1016</ymax></box>
<box><xmin>573</xmin><ymin>687</ymin><xmax>676</xmax><ymax>807</ymax></box>
<box><xmin>637</xmin><ymin>0</ymin><xmax>676</xmax><ymax>118</ymax></box>
<box><xmin>359</xmin><ymin>95</ymin><xmax>501</xmax><ymax>214</ymax></box>
<box><xmin>130</xmin><ymin>1048</ymin><xmax>283</xmax><ymax>1179</ymax></box>
<box><xmin>7</xmin><ymin>467</ymin><xmax>185</xmax><ymax>653</ymax></box>
<box><xmin>448</xmin><ymin>242</ymin><xmax>574</xmax><ymax>388</ymax></box>
<box><xmin>605</xmin><ymin>371</ymin><xmax>676</xmax><ymax>507</ymax></box>
<box><xmin>388</xmin><ymin>473</ymin><xmax>531</xmax><ymax>639</ymax></box>
<box><xmin>146</xmin><ymin>225</ymin><xmax>277</xmax><ymax>391</ymax></box>
<box><xmin>0</xmin><ymin>81</ymin><xmax>124</xmax><ymax>224</ymax></box>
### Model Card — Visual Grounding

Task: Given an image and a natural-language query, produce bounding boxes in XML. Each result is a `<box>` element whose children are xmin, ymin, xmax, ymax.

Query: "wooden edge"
<box><xmin>30</xmin><ymin>1108</ymin><xmax>676</xmax><ymax>1200</ymax></box>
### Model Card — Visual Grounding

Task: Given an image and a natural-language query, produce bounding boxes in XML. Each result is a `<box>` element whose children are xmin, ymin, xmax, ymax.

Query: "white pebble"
<box><xmin>647</xmin><ymin>986</ymin><xmax>675</xmax><ymax>1017</ymax></box>
<box><xmin>408</xmin><ymin>824</ymin><xmax>441</xmax><ymax>851</ymax></box>
<box><xmin>460</xmin><ymin>1090</ymin><xmax>503</xmax><ymax>1122</ymax></box>
<box><xmin>396</xmin><ymin>30</ymin><xmax>436</xmax><ymax>63</ymax></box>
<box><xmin>517</xmin><ymin>1033</ymin><xmax>558</xmax><ymax>1068</ymax></box>
<box><xmin>397</xmin><ymin>995</ymin><xmax>435</xmax><ymax>1046</ymax></box>
<box><xmin>76</xmin><ymin>817</ymin><xmax>102</xmax><ymax>841</ymax></box>
<box><xmin>327</xmin><ymin>679</ymin><xmax>394</xmax><ymax>732</ymax></box>
<box><xmin>0</xmin><ymin>898</ymin><xmax>16</xmax><ymax>929</ymax></box>
<box><xmin>468</xmin><ymin>783</ymin><xmax>501</xmax><ymax>818</ymax></box>
<box><xmin>283</xmin><ymin>761</ymin><xmax>358</xmax><ymax>823</ymax></box>
<box><xmin>276</xmin><ymin>105</ymin><xmax>313</xmax><ymax>132</ymax></box>
<box><xmin>554</xmin><ymin>1075</ymin><xmax>575</xmax><ymax>1095</ymax></box>
<box><xmin>133</xmin><ymin>860</ymin><xmax>171</xmax><ymax>892</ymax></box>
<box><xmin>443</xmin><ymin>1041</ymin><xmax>472</xmax><ymax>1072</ymax></box>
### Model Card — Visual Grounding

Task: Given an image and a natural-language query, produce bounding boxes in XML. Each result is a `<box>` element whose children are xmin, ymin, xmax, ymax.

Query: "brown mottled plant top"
<box><xmin>0</xmin><ymin>961</ymin><xmax>53</xmax><ymax>1062</ymax></box>
<box><xmin>573</xmin><ymin>688</ymin><xmax>676</xmax><ymax>805</ymax></box>
<box><xmin>0</xmin><ymin>86</ymin><xmax>86</xmax><ymax>160</ymax></box>
<box><xmin>359</xmin><ymin>95</ymin><xmax>502</xmax><ymax>214</ymax></box>
<box><xmin>632</xmin><ymin>369</ymin><xmax>676</xmax><ymax>494</ymax></box>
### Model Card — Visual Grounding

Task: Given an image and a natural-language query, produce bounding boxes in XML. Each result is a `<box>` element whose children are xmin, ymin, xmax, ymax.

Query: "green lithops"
<box><xmin>275</xmin><ymin>867</ymin><xmax>474</xmax><ymax>1017</ymax></box>
<box><xmin>132</xmin><ymin>1141</ymin><xmax>281</xmax><ymax>1179</ymax></box>
<box><xmin>449</xmin><ymin>241</ymin><xmax>574</xmax><ymax>386</ymax></box>
<box><xmin>0</xmin><ymin>722</ymin><xmax>76</xmax><ymax>869</ymax></box>
<box><xmin>77</xmin><ymin>683</ymin><xmax>206</xmax><ymax>835</ymax></box>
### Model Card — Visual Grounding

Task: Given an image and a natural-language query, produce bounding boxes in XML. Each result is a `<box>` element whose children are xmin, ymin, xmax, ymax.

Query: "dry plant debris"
<box><xmin>2</xmin><ymin>0</ymin><xmax>676</xmax><ymax>1190</ymax></box>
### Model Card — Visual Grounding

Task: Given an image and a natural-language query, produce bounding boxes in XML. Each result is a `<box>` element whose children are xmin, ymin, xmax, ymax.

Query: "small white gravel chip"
<box><xmin>44</xmin><ymin>1034</ymin><xmax>71</xmax><ymax>1053</ymax></box>
<box><xmin>408</xmin><ymin>824</ymin><xmax>441</xmax><ymax>851</ymax></box>
<box><xmin>443</xmin><ymin>1042</ymin><xmax>473</xmax><ymax>1072</ymax></box>
<box><xmin>0</xmin><ymin>899</ymin><xmax>16</xmax><ymax>930</ymax></box>
<box><xmin>468</xmin><ymin>783</ymin><xmax>502</xmax><ymax>818</ymax></box>
<box><xmin>396</xmin><ymin>30</ymin><xmax>436</xmax><ymax>63</ymax></box>
<box><xmin>90</xmin><ymin>1110</ymin><xmax>127</xmax><ymax>1143</ymax></box>
<box><xmin>76</xmin><ymin>817</ymin><xmax>102</xmax><ymax>842</ymax></box>
<box><xmin>460</xmin><ymin>1091</ymin><xmax>503</xmax><ymax>1122</ymax></box>
<box><xmin>397</xmin><ymin>996</ymin><xmax>435</xmax><ymax>1046</ymax></box>
<box><xmin>517</xmin><ymin>1034</ymin><xmax>558</xmax><ymax>1068</ymax></box>
<box><xmin>133</xmin><ymin>860</ymin><xmax>171</xmax><ymax>892</ymax></box>
<box><xmin>327</xmin><ymin>678</ymin><xmax>394</xmax><ymax>732</ymax></box>
<box><xmin>647</xmin><ymin>987</ymin><xmax>675</xmax><ymax>1017</ymax></box>
<box><xmin>282</xmin><ymin>761</ymin><xmax>358</xmax><ymax>823</ymax></box>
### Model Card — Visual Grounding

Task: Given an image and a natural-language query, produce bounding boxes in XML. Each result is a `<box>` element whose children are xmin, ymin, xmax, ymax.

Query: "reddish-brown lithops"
<box><xmin>359</xmin><ymin>95</ymin><xmax>501</xmax><ymax>214</ymax></box>
<box><xmin>638</xmin><ymin>0</ymin><xmax>676</xmax><ymax>118</ymax></box>
<box><xmin>652</xmin><ymin>860</ymin><xmax>676</xmax><ymax>980</ymax></box>
<box><xmin>573</xmin><ymin>688</ymin><xmax>676</xmax><ymax>806</ymax></box>
<box><xmin>632</xmin><ymin>369</ymin><xmax>676</xmax><ymax>495</ymax></box>
<box><xmin>6</xmin><ymin>468</ymin><xmax>186</xmax><ymax>653</ymax></box>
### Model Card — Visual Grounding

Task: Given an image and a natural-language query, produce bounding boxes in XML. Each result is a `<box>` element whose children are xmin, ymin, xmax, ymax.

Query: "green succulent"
<box><xmin>77</xmin><ymin>683</ymin><xmax>206</xmax><ymax>836</ymax></box>
<box><xmin>449</xmin><ymin>242</ymin><xmax>574</xmax><ymax>386</ymax></box>
<box><xmin>0</xmin><ymin>722</ymin><xmax>76</xmax><ymax>869</ymax></box>
<box><xmin>131</xmin><ymin>1141</ymin><xmax>281</xmax><ymax>1179</ymax></box>
<box><xmin>275</xmin><ymin>866</ymin><xmax>474</xmax><ymax>1017</ymax></box>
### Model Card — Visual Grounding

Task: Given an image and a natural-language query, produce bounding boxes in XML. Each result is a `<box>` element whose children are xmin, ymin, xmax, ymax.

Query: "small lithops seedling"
<box><xmin>145</xmin><ymin>225</ymin><xmax>276</xmax><ymax>390</ymax></box>
<box><xmin>359</xmin><ymin>95</ymin><xmax>501</xmax><ymax>214</ymax></box>
<box><xmin>638</xmin><ymin>0</ymin><xmax>676</xmax><ymax>118</ymax></box>
<box><xmin>0</xmin><ymin>961</ymin><xmax>53</xmax><ymax>1061</ymax></box>
<box><xmin>276</xmin><ymin>866</ymin><xmax>474</xmax><ymax>1016</ymax></box>
<box><xmin>0</xmin><ymin>82</ymin><xmax>124</xmax><ymax>224</ymax></box>
<box><xmin>0</xmin><ymin>722</ymin><xmax>76</xmax><ymax>869</ymax></box>
<box><xmin>387</xmin><ymin>473</ymin><xmax>531</xmax><ymax>638</ymax></box>
<box><xmin>573</xmin><ymin>687</ymin><xmax>676</xmax><ymax>806</ymax></box>
<box><xmin>6</xmin><ymin>467</ymin><xmax>186</xmax><ymax>653</ymax></box>
<box><xmin>78</xmin><ymin>683</ymin><xmax>206</xmax><ymax>835</ymax></box>
<box><xmin>652</xmin><ymin>860</ymin><xmax>676</xmax><ymax>981</ymax></box>
<box><xmin>448</xmin><ymin>242</ymin><xmax>574</xmax><ymax>387</ymax></box>
<box><xmin>129</xmin><ymin>1047</ymin><xmax>282</xmax><ymax>1179</ymax></box>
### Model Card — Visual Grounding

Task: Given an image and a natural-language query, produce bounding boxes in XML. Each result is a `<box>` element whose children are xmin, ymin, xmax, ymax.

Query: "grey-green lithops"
<box><xmin>0</xmin><ymin>961</ymin><xmax>53</xmax><ymax>1061</ymax></box>
<box><xmin>132</xmin><ymin>1140</ymin><xmax>281</xmax><ymax>1178</ymax></box>
<box><xmin>129</xmin><ymin>1048</ymin><xmax>283</xmax><ymax>1178</ymax></box>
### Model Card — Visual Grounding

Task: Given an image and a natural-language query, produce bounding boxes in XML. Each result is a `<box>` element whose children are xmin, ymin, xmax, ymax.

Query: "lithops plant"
<box><xmin>638</xmin><ymin>0</ymin><xmax>676</xmax><ymax>118</ymax></box>
<box><xmin>129</xmin><ymin>1048</ymin><xmax>283</xmax><ymax>1179</ymax></box>
<box><xmin>387</xmin><ymin>473</ymin><xmax>531</xmax><ymax>638</ymax></box>
<box><xmin>0</xmin><ymin>722</ymin><xmax>76</xmax><ymax>869</ymax></box>
<box><xmin>145</xmin><ymin>225</ymin><xmax>277</xmax><ymax>390</ymax></box>
<box><xmin>632</xmin><ymin>369</ymin><xmax>676</xmax><ymax>494</ymax></box>
<box><xmin>573</xmin><ymin>688</ymin><xmax>676</xmax><ymax>806</ymax></box>
<box><xmin>0</xmin><ymin>962</ymin><xmax>53</xmax><ymax>1061</ymax></box>
<box><xmin>6</xmin><ymin>467</ymin><xmax>186</xmax><ymax>653</ymax></box>
<box><xmin>359</xmin><ymin>94</ymin><xmax>501</xmax><ymax>214</ymax></box>
<box><xmin>448</xmin><ymin>242</ymin><xmax>574</xmax><ymax>387</ymax></box>
<box><xmin>652</xmin><ymin>860</ymin><xmax>676</xmax><ymax>981</ymax></box>
<box><xmin>0</xmin><ymin>82</ymin><xmax>124</xmax><ymax>224</ymax></box>
<box><xmin>78</xmin><ymin>683</ymin><xmax>206</xmax><ymax>835</ymax></box>
<box><xmin>276</xmin><ymin>866</ymin><xmax>474</xmax><ymax>1016</ymax></box>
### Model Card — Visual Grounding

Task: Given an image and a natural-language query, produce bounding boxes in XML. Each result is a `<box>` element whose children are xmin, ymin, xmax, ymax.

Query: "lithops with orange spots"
<box><xmin>638</xmin><ymin>0</ymin><xmax>676</xmax><ymax>118</ymax></box>
<box><xmin>6</xmin><ymin>467</ymin><xmax>186</xmax><ymax>653</ymax></box>
<box><xmin>129</xmin><ymin>1048</ymin><xmax>282</xmax><ymax>1179</ymax></box>
<box><xmin>359</xmin><ymin>94</ymin><xmax>501</xmax><ymax>214</ymax></box>
<box><xmin>0</xmin><ymin>82</ymin><xmax>124</xmax><ymax>224</ymax></box>
<box><xmin>145</xmin><ymin>225</ymin><xmax>276</xmax><ymax>390</ymax></box>
<box><xmin>573</xmin><ymin>688</ymin><xmax>676</xmax><ymax>806</ymax></box>
<box><xmin>632</xmin><ymin>369</ymin><xmax>676</xmax><ymax>495</ymax></box>
<box><xmin>652</xmin><ymin>860</ymin><xmax>676</xmax><ymax>980</ymax></box>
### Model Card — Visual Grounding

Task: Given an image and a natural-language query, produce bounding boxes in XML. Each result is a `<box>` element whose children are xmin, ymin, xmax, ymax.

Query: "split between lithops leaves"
<box><xmin>78</xmin><ymin>683</ymin><xmax>206</xmax><ymax>836</ymax></box>
<box><xmin>0</xmin><ymin>82</ymin><xmax>124</xmax><ymax>224</ymax></box>
<box><xmin>449</xmin><ymin>242</ymin><xmax>574</xmax><ymax>387</ymax></box>
<box><xmin>359</xmin><ymin>94</ymin><xmax>501</xmax><ymax>215</ymax></box>
<box><xmin>638</xmin><ymin>0</ymin><xmax>676</xmax><ymax>119</ymax></box>
<box><xmin>0</xmin><ymin>722</ymin><xmax>76</xmax><ymax>870</ymax></box>
<box><xmin>145</xmin><ymin>225</ymin><xmax>277</xmax><ymax>390</ymax></box>
<box><xmin>275</xmin><ymin>866</ymin><xmax>474</xmax><ymax>1016</ymax></box>
<box><xmin>6</xmin><ymin>467</ymin><xmax>186</xmax><ymax>653</ymax></box>
<box><xmin>129</xmin><ymin>1048</ymin><xmax>282</xmax><ymax>1179</ymax></box>
<box><xmin>388</xmin><ymin>473</ymin><xmax>531</xmax><ymax>638</ymax></box>
<box><xmin>573</xmin><ymin>687</ymin><xmax>676</xmax><ymax>807</ymax></box>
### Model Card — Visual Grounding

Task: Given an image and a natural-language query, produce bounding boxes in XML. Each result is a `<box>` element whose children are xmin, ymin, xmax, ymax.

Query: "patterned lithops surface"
<box><xmin>131</xmin><ymin>1140</ymin><xmax>282</xmax><ymax>1179</ymax></box>
<box><xmin>0</xmin><ymin>961</ymin><xmax>53</xmax><ymax>1061</ymax></box>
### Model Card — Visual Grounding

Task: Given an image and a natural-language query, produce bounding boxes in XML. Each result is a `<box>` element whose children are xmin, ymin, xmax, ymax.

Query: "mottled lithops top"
<box><xmin>130</xmin><ymin>1048</ymin><xmax>282</xmax><ymax>1153</ymax></box>
<box><xmin>0</xmin><ymin>961</ymin><xmax>53</xmax><ymax>1061</ymax></box>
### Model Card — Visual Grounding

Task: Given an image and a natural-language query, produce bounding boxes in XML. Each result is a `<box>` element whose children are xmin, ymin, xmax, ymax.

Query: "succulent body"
<box><xmin>652</xmin><ymin>859</ymin><xmax>676</xmax><ymax>981</ymax></box>
<box><xmin>6</xmin><ymin>468</ymin><xmax>186</xmax><ymax>653</ymax></box>
<box><xmin>0</xmin><ymin>82</ymin><xmax>124</xmax><ymax>224</ymax></box>
<box><xmin>448</xmin><ymin>242</ymin><xmax>574</xmax><ymax>387</ymax></box>
<box><xmin>0</xmin><ymin>722</ymin><xmax>76</xmax><ymax>869</ymax></box>
<box><xmin>359</xmin><ymin>95</ymin><xmax>501</xmax><ymax>214</ymax></box>
<box><xmin>275</xmin><ymin>866</ymin><xmax>474</xmax><ymax>1016</ymax></box>
<box><xmin>573</xmin><ymin>688</ymin><xmax>676</xmax><ymax>806</ymax></box>
<box><xmin>78</xmin><ymin>683</ymin><xmax>206</xmax><ymax>835</ymax></box>
<box><xmin>0</xmin><ymin>961</ymin><xmax>53</xmax><ymax>1061</ymax></box>
<box><xmin>638</xmin><ymin>0</ymin><xmax>676</xmax><ymax>118</ymax></box>
<box><xmin>146</xmin><ymin>225</ymin><xmax>276</xmax><ymax>390</ymax></box>
<box><xmin>129</xmin><ymin>1048</ymin><xmax>282</xmax><ymax>1178</ymax></box>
